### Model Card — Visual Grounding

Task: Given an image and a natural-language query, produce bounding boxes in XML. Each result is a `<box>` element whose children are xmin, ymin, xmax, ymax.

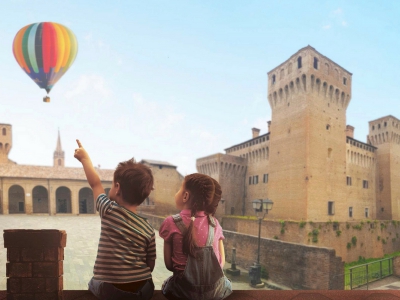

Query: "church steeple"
<box><xmin>53</xmin><ymin>129</ymin><xmax>65</xmax><ymax>167</ymax></box>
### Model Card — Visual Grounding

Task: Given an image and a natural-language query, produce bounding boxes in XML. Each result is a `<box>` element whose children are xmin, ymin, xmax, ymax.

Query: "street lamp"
<box><xmin>249</xmin><ymin>198</ymin><xmax>273</xmax><ymax>288</ymax></box>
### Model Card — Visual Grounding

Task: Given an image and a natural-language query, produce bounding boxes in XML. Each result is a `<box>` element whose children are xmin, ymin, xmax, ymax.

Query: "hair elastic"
<box><xmin>191</xmin><ymin>216</ymin><xmax>195</xmax><ymax>221</ymax></box>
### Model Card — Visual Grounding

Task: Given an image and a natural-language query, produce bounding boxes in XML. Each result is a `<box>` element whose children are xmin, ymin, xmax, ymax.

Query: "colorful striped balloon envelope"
<box><xmin>12</xmin><ymin>22</ymin><xmax>78</xmax><ymax>101</ymax></box>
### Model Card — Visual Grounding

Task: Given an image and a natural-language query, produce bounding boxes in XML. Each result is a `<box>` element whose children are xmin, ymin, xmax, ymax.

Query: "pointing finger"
<box><xmin>76</xmin><ymin>139</ymin><xmax>82</xmax><ymax>148</ymax></box>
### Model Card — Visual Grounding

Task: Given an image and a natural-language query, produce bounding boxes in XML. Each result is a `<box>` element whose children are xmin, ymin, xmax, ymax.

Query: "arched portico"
<box><xmin>9</xmin><ymin>185</ymin><xmax>25</xmax><ymax>214</ymax></box>
<box><xmin>79</xmin><ymin>187</ymin><xmax>94</xmax><ymax>214</ymax></box>
<box><xmin>32</xmin><ymin>186</ymin><xmax>49</xmax><ymax>213</ymax></box>
<box><xmin>56</xmin><ymin>186</ymin><xmax>71</xmax><ymax>213</ymax></box>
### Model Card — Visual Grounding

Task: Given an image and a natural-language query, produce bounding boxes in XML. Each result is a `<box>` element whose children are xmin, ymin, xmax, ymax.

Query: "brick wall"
<box><xmin>4</xmin><ymin>229</ymin><xmax>66</xmax><ymax>300</ymax></box>
<box><xmin>140</xmin><ymin>213</ymin><xmax>344</xmax><ymax>290</ymax></box>
<box><xmin>221</xmin><ymin>217</ymin><xmax>400</xmax><ymax>262</ymax></box>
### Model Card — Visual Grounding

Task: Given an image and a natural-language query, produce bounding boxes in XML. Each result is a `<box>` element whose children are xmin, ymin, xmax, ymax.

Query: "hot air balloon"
<box><xmin>12</xmin><ymin>22</ymin><xmax>78</xmax><ymax>102</ymax></box>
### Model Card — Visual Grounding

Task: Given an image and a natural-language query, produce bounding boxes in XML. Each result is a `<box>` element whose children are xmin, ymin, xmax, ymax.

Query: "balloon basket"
<box><xmin>43</xmin><ymin>96</ymin><xmax>50</xmax><ymax>103</ymax></box>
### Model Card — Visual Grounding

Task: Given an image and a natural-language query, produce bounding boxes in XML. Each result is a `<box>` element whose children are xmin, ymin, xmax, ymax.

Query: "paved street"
<box><xmin>0</xmin><ymin>215</ymin><xmax>259</xmax><ymax>291</ymax></box>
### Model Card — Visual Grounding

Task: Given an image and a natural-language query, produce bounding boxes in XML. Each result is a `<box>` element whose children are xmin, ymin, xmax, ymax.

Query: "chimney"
<box><xmin>267</xmin><ymin>121</ymin><xmax>271</xmax><ymax>133</ymax></box>
<box><xmin>252</xmin><ymin>128</ymin><xmax>260</xmax><ymax>139</ymax></box>
<box><xmin>346</xmin><ymin>125</ymin><xmax>354</xmax><ymax>138</ymax></box>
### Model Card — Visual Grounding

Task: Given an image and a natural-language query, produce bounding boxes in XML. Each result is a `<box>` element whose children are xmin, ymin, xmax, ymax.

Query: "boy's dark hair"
<box><xmin>113</xmin><ymin>158</ymin><xmax>154</xmax><ymax>205</ymax></box>
<box><xmin>182</xmin><ymin>173</ymin><xmax>222</xmax><ymax>257</ymax></box>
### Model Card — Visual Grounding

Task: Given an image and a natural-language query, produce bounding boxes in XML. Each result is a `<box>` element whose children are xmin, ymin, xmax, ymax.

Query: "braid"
<box><xmin>182</xmin><ymin>173</ymin><xmax>218</xmax><ymax>257</ymax></box>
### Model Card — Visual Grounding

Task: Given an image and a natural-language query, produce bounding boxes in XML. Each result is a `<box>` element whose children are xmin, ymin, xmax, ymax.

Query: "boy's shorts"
<box><xmin>88</xmin><ymin>277</ymin><xmax>154</xmax><ymax>300</ymax></box>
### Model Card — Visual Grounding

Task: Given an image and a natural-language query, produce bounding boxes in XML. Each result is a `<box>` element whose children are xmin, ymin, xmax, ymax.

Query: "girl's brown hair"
<box><xmin>182</xmin><ymin>173</ymin><xmax>222</xmax><ymax>257</ymax></box>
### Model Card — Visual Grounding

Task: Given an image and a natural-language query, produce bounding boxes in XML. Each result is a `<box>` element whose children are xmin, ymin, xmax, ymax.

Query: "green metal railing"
<box><xmin>345</xmin><ymin>257</ymin><xmax>393</xmax><ymax>290</ymax></box>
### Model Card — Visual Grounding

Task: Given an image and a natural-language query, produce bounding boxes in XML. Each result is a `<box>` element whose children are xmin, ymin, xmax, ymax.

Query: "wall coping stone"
<box><xmin>4</xmin><ymin>230</ymin><xmax>67</xmax><ymax>248</ymax></box>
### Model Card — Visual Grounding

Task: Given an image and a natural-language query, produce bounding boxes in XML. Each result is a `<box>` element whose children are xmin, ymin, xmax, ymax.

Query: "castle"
<box><xmin>197</xmin><ymin>46</ymin><xmax>400</xmax><ymax>222</ymax></box>
<box><xmin>0</xmin><ymin>126</ymin><xmax>183</xmax><ymax>215</ymax></box>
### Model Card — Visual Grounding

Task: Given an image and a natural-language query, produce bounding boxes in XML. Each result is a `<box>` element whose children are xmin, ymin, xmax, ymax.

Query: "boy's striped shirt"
<box><xmin>93</xmin><ymin>194</ymin><xmax>156</xmax><ymax>283</ymax></box>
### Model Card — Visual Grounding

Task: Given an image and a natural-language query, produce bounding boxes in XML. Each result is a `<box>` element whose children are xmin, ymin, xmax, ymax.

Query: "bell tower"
<box><xmin>0</xmin><ymin>124</ymin><xmax>12</xmax><ymax>164</ymax></box>
<box><xmin>267</xmin><ymin>46</ymin><xmax>352</xmax><ymax>221</ymax></box>
<box><xmin>53</xmin><ymin>129</ymin><xmax>65</xmax><ymax>167</ymax></box>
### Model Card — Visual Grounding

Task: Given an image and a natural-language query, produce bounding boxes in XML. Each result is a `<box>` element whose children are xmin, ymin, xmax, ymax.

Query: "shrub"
<box><xmin>347</xmin><ymin>243</ymin><xmax>351</xmax><ymax>249</ymax></box>
<box><xmin>346</xmin><ymin>223</ymin><xmax>350</xmax><ymax>229</ymax></box>
<box><xmin>336</xmin><ymin>230</ymin><xmax>342</xmax><ymax>237</ymax></box>
<box><xmin>299</xmin><ymin>221</ymin><xmax>306</xmax><ymax>228</ymax></box>
<box><xmin>351</xmin><ymin>236</ymin><xmax>357</xmax><ymax>246</ymax></box>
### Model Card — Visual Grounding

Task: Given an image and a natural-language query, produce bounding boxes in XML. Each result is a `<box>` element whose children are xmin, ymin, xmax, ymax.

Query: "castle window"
<box><xmin>2</xmin><ymin>128</ymin><xmax>5</xmax><ymax>136</ymax></box>
<box><xmin>328</xmin><ymin>201</ymin><xmax>335</xmax><ymax>215</ymax></box>
<box><xmin>363</xmin><ymin>180</ymin><xmax>369</xmax><ymax>189</ymax></box>
<box><xmin>272</xmin><ymin>74</ymin><xmax>276</xmax><ymax>84</ymax></box>
<box><xmin>349</xmin><ymin>207</ymin><xmax>353</xmax><ymax>217</ymax></box>
<box><xmin>263</xmin><ymin>174</ymin><xmax>268</xmax><ymax>183</ymax></box>
<box><xmin>384</xmin><ymin>121</ymin><xmax>387</xmax><ymax>127</ymax></box>
<box><xmin>159</xmin><ymin>165</ymin><xmax>163</xmax><ymax>169</ymax></box>
<box><xmin>365</xmin><ymin>208</ymin><xmax>369</xmax><ymax>218</ymax></box>
<box><xmin>378</xmin><ymin>124</ymin><xmax>381</xmax><ymax>129</ymax></box>
<box><xmin>372</xmin><ymin>125</ymin><xmax>375</xmax><ymax>130</ymax></box>
<box><xmin>297</xmin><ymin>56</ymin><xmax>302</xmax><ymax>69</ymax></box>
<box><xmin>313</xmin><ymin>57</ymin><xmax>319</xmax><ymax>69</ymax></box>
<box><xmin>326</xmin><ymin>124</ymin><xmax>330</xmax><ymax>130</ymax></box>
<box><xmin>343</xmin><ymin>77</ymin><xmax>347</xmax><ymax>85</ymax></box>
<box><xmin>249</xmin><ymin>176</ymin><xmax>252</xmax><ymax>185</ymax></box>
<box><xmin>347</xmin><ymin>176</ymin><xmax>352</xmax><ymax>186</ymax></box>
<box><xmin>253</xmin><ymin>175</ymin><xmax>259</xmax><ymax>185</ymax></box>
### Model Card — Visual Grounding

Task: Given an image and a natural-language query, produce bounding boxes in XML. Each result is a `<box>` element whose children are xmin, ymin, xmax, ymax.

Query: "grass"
<box><xmin>344</xmin><ymin>252</ymin><xmax>400</xmax><ymax>289</ymax></box>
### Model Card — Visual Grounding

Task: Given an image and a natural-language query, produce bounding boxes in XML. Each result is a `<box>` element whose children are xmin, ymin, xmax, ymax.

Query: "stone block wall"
<box><xmin>4</xmin><ymin>229</ymin><xmax>66</xmax><ymax>300</ymax></box>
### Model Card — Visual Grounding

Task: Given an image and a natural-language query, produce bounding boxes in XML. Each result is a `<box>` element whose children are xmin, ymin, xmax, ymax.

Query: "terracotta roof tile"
<box><xmin>0</xmin><ymin>163</ymin><xmax>114</xmax><ymax>181</ymax></box>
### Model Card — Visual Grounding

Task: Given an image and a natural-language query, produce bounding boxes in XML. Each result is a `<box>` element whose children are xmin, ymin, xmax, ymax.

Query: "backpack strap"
<box><xmin>172</xmin><ymin>213</ymin><xmax>187</xmax><ymax>235</ymax></box>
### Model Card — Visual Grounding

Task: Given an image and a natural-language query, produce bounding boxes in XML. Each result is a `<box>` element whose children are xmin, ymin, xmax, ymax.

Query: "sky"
<box><xmin>0</xmin><ymin>1</ymin><xmax>399</xmax><ymax>175</ymax></box>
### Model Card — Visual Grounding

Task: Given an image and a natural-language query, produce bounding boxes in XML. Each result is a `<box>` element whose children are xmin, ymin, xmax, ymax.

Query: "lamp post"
<box><xmin>249</xmin><ymin>198</ymin><xmax>273</xmax><ymax>288</ymax></box>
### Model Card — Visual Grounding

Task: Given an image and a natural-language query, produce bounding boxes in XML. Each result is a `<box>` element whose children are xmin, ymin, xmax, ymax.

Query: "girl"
<box><xmin>159</xmin><ymin>173</ymin><xmax>232</xmax><ymax>300</ymax></box>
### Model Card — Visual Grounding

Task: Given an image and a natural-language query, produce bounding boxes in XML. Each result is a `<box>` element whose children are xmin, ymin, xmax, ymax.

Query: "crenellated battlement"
<box><xmin>368</xmin><ymin>115</ymin><xmax>400</xmax><ymax>146</ymax></box>
<box><xmin>196</xmin><ymin>153</ymin><xmax>247</xmax><ymax>177</ymax></box>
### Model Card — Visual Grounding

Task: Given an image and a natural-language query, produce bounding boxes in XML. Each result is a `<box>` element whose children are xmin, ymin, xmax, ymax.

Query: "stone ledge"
<box><xmin>2</xmin><ymin>290</ymin><xmax>400</xmax><ymax>300</ymax></box>
<box><xmin>4</xmin><ymin>230</ymin><xmax>67</xmax><ymax>248</ymax></box>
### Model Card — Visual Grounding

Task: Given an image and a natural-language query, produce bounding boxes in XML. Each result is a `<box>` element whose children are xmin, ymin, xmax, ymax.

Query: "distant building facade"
<box><xmin>0</xmin><ymin>126</ymin><xmax>182</xmax><ymax>215</ymax></box>
<box><xmin>197</xmin><ymin>46</ymin><xmax>400</xmax><ymax>222</ymax></box>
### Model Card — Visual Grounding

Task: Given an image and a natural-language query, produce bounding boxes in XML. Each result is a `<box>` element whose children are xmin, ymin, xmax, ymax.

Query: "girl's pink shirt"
<box><xmin>159</xmin><ymin>209</ymin><xmax>225</xmax><ymax>272</ymax></box>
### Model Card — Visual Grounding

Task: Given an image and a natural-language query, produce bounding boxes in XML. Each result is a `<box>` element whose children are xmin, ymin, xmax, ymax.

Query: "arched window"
<box><xmin>2</xmin><ymin>128</ymin><xmax>6</xmax><ymax>136</ymax></box>
<box><xmin>298</xmin><ymin>57</ymin><xmax>302</xmax><ymax>69</ymax></box>
<box><xmin>313</xmin><ymin>57</ymin><xmax>319</xmax><ymax>69</ymax></box>
<box><xmin>272</xmin><ymin>74</ymin><xmax>276</xmax><ymax>84</ymax></box>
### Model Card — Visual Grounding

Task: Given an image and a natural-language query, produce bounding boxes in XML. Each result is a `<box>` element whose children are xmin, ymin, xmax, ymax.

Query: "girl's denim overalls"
<box><xmin>162</xmin><ymin>214</ymin><xmax>233</xmax><ymax>300</ymax></box>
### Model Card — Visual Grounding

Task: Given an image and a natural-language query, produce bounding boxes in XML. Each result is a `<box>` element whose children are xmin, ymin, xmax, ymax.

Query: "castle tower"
<box><xmin>0</xmin><ymin>123</ymin><xmax>12</xmax><ymax>164</ymax></box>
<box><xmin>53</xmin><ymin>129</ymin><xmax>65</xmax><ymax>167</ymax></box>
<box><xmin>266</xmin><ymin>46</ymin><xmax>352</xmax><ymax>221</ymax></box>
<box><xmin>368</xmin><ymin>116</ymin><xmax>400</xmax><ymax>220</ymax></box>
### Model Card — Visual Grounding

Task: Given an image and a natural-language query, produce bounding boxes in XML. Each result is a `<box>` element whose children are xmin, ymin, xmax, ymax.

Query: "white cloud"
<box><xmin>325</xmin><ymin>8</ymin><xmax>348</xmax><ymax>29</ymax></box>
<box><xmin>322</xmin><ymin>25</ymin><xmax>331</xmax><ymax>30</ymax></box>
<box><xmin>64</xmin><ymin>74</ymin><xmax>112</xmax><ymax>99</ymax></box>
<box><xmin>333</xmin><ymin>8</ymin><xmax>343</xmax><ymax>15</ymax></box>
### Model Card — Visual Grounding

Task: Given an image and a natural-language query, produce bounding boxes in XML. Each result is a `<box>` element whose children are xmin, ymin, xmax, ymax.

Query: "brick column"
<box><xmin>4</xmin><ymin>229</ymin><xmax>67</xmax><ymax>300</ymax></box>
<box><xmin>393</xmin><ymin>256</ymin><xmax>400</xmax><ymax>277</ymax></box>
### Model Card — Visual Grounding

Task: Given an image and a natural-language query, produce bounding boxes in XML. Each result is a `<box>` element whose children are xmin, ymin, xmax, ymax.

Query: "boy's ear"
<box><xmin>115</xmin><ymin>182</ymin><xmax>121</xmax><ymax>195</ymax></box>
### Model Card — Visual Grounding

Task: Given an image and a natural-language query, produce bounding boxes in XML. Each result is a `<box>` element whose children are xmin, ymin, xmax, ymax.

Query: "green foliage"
<box><xmin>347</xmin><ymin>242</ymin><xmax>352</xmax><ymax>249</ymax></box>
<box><xmin>309</xmin><ymin>221</ymin><xmax>314</xmax><ymax>225</ymax></box>
<box><xmin>377</xmin><ymin>236</ymin><xmax>381</xmax><ymax>241</ymax></box>
<box><xmin>273</xmin><ymin>235</ymin><xmax>279</xmax><ymax>240</ymax></box>
<box><xmin>351</xmin><ymin>236</ymin><xmax>357</xmax><ymax>246</ymax></box>
<box><xmin>367</xmin><ymin>220</ymin><xmax>371</xmax><ymax>224</ymax></box>
<box><xmin>358</xmin><ymin>256</ymin><xmax>366</xmax><ymax>263</ymax></box>
<box><xmin>381</xmin><ymin>223</ymin><xmax>387</xmax><ymax>230</ymax></box>
<box><xmin>382</xmin><ymin>238</ymin><xmax>387</xmax><ymax>244</ymax></box>
<box><xmin>346</xmin><ymin>223</ymin><xmax>350</xmax><ymax>230</ymax></box>
<box><xmin>261</xmin><ymin>266</ymin><xmax>269</xmax><ymax>279</ymax></box>
<box><xmin>326</xmin><ymin>220</ymin><xmax>332</xmax><ymax>226</ymax></box>
<box><xmin>308</xmin><ymin>229</ymin><xmax>319</xmax><ymax>243</ymax></box>
<box><xmin>333</xmin><ymin>221</ymin><xmax>339</xmax><ymax>226</ymax></box>
<box><xmin>279</xmin><ymin>220</ymin><xmax>286</xmax><ymax>234</ymax></box>
<box><xmin>392</xmin><ymin>220</ymin><xmax>397</xmax><ymax>227</ymax></box>
<box><xmin>336</xmin><ymin>230</ymin><xmax>342</xmax><ymax>237</ymax></box>
<box><xmin>299</xmin><ymin>221</ymin><xmax>306</xmax><ymax>228</ymax></box>
<box><xmin>352</xmin><ymin>224</ymin><xmax>362</xmax><ymax>230</ymax></box>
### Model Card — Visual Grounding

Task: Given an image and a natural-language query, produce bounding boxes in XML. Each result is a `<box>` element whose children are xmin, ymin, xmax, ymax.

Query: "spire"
<box><xmin>53</xmin><ymin>128</ymin><xmax>65</xmax><ymax>167</ymax></box>
<box><xmin>56</xmin><ymin>128</ymin><xmax>62</xmax><ymax>152</ymax></box>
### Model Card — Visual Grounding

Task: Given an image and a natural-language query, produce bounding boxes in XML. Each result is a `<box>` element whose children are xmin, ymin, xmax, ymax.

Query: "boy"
<box><xmin>74</xmin><ymin>139</ymin><xmax>156</xmax><ymax>300</ymax></box>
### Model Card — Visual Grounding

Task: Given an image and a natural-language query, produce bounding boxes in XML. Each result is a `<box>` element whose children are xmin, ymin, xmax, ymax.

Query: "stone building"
<box><xmin>197</xmin><ymin>45</ymin><xmax>400</xmax><ymax>222</ymax></box>
<box><xmin>0</xmin><ymin>126</ymin><xmax>182</xmax><ymax>215</ymax></box>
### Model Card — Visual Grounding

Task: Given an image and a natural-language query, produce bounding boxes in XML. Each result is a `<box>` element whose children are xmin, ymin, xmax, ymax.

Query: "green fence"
<box><xmin>345</xmin><ymin>257</ymin><xmax>393</xmax><ymax>290</ymax></box>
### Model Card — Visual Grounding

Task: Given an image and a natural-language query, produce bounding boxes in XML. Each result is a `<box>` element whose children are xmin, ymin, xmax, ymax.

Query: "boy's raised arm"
<box><xmin>74</xmin><ymin>139</ymin><xmax>105</xmax><ymax>200</ymax></box>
